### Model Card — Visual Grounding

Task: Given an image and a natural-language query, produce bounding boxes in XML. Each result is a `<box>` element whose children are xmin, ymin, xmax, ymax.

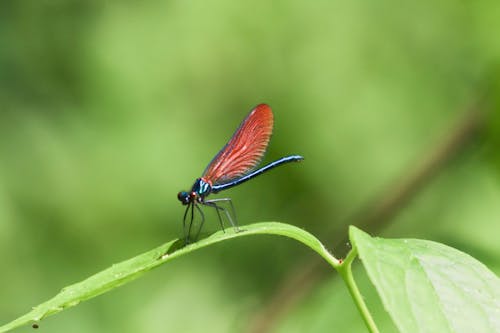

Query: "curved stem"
<box><xmin>338</xmin><ymin>247</ymin><xmax>380</xmax><ymax>333</ymax></box>
<box><xmin>0</xmin><ymin>222</ymin><xmax>367</xmax><ymax>333</ymax></box>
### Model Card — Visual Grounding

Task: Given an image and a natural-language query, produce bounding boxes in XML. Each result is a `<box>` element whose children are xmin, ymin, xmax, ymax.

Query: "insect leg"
<box><xmin>186</xmin><ymin>202</ymin><xmax>195</xmax><ymax>244</ymax></box>
<box><xmin>203</xmin><ymin>201</ymin><xmax>226</xmax><ymax>233</ymax></box>
<box><xmin>205</xmin><ymin>198</ymin><xmax>240</xmax><ymax>232</ymax></box>
<box><xmin>204</xmin><ymin>198</ymin><xmax>239</xmax><ymax>231</ymax></box>
<box><xmin>182</xmin><ymin>203</ymin><xmax>191</xmax><ymax>242</ymax></box>
<box><xmin>194</xmin><ymin>204</ymin><xmax>206</xmax><ymax>241</ymax></box>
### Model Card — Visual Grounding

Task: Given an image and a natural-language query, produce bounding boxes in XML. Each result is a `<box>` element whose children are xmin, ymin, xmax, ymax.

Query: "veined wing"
<box><xmin>202</xmin><ymin>104</ymin><xmax>274</xmax><ymax>185</ymax></box>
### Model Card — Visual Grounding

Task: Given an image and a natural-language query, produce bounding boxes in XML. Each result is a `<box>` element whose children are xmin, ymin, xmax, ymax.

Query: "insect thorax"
<box><xmin>191</xmin><ymin>178</ymin><xmax>212</xmax><ymax>199</ymax></box>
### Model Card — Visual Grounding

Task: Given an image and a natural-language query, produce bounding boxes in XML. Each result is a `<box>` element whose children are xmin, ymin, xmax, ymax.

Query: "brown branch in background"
<box><xmin>245</xmin><ymin>101</ymin><xmax>486</xmax><ymax>333</ymax></box>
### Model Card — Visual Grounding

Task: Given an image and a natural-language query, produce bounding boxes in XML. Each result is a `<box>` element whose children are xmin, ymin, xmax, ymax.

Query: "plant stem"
<box><xmin>338</xmin><ymin>248</ymin><xmax>380</xmax><ymax>333</ymax></box>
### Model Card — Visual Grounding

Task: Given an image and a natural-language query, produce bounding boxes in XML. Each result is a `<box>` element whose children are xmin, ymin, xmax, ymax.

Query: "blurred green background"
<box><xmin>1</xmin><ymin>1</ymin><xmax>499</xmax><ymax>332</ymax></box>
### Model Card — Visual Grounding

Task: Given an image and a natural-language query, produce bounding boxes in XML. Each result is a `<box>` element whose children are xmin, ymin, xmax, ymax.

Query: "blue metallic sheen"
<box><xmin>191</xmin><ymin>178</ymin><xmax>212</xmax><ymax>198</ymax></box>
<box><xmin>211</xmin><ymin>155</ymin><xmax>304</xmax><ymax>193</ymax></box>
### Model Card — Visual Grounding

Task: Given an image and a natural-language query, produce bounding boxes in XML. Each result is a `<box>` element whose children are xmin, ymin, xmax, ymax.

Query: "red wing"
<box><xmin>202</xmin><ymin>104</ymin><xmax>274</xmax><ymax>185</ymax></box>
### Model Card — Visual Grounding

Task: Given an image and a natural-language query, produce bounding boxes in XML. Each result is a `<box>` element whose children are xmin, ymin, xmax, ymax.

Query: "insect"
<box><xmin>177</xmin><ymin>104</ymin><xmax>304</xmax><ymax>243</ymax></box>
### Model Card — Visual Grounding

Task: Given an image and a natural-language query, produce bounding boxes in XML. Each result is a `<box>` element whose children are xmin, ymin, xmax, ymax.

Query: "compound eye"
<box><xmin>177</xmin><ymin>191</ymin><xmax>190</xmax><ymax>205</ymax></box>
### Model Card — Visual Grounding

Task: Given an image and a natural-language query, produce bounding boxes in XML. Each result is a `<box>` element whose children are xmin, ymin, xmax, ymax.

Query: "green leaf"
<box><xmin>350</xmin><ymin>226</ymin><xmax>500</xmax><ymax>333</ymax></box>
<box><xmin>0</xmin><ymin>222</ymin><xmax>338</xmax><ymax>333</ymax></box>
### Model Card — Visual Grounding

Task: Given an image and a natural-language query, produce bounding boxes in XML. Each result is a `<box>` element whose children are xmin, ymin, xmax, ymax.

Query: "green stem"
<box><xmin>0</xmin><ymin>222</ymin><xmax>372</xmax><ymax>333</ymax></box>
<box><xmin>338</xmin><ymin>247</ymin><xmax>380</xmax><ymax>333</ymax></box>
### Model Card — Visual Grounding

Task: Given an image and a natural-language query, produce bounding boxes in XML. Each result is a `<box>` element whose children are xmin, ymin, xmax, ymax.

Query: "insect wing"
<box><xmin>202</xmin><ymin>104</ymin><xmax>274</xmax><ymax>185</ymax></box>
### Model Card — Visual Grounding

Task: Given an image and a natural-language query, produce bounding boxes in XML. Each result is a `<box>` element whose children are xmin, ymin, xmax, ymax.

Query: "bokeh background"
<box><xmin>1</xmin><ymin>1</ymin><xmax>499</xmax><ymax>332</ymax></box>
